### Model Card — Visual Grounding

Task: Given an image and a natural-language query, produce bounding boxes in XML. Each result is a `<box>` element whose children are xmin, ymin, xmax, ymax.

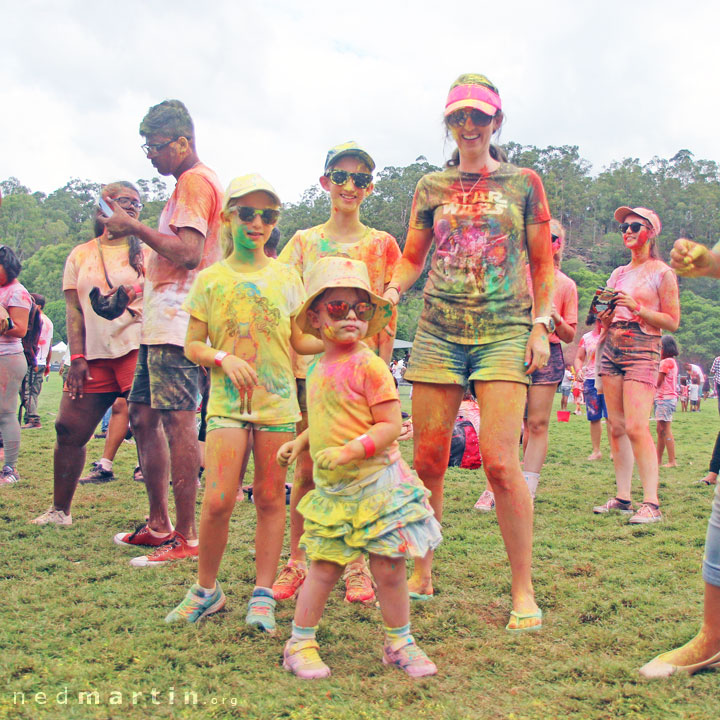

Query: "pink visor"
<box><xmin>445</xmin><ymin>83</ymin><xmax>502</xmax><ymax>117</ymax></box>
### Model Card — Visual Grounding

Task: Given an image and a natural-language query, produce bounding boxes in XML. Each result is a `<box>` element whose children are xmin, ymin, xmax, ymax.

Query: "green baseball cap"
<box><xmin>324</xmin><ymin>141</ymin><xmax>376</xmax><ymax>173</ymax></box>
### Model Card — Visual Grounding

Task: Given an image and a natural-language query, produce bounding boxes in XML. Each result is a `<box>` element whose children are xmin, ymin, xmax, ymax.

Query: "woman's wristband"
<box><xmin>214</xmin><ymin>351</ymin><xmax>228</xmax><ymax>367</ymax></box>
<box><xmin>355</xmin><ymin>433</ymin><xmax>376</xmax><ymax>458</ymax></box>
<box><xmin>70</xmin><ymin>354</ymin><xmax>85</xmax><ymax>361</ymax></box>
<box><xmin>132</xmin><ymin>283</ymin><xmax>143</xmax><ymax>296</ymax></box>
<box><xmin>385</xmin><ymin>284</ymin><xmax>401</xmax><ymax>304</ymax></box>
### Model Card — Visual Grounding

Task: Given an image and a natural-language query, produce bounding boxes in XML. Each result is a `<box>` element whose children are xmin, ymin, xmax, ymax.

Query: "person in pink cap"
<box><xmin>385</xmin><ymin>73</ymin><xmax>554</xmax><ymax>632</ymax></box>
<box><xmin>592</xmin><ymin>207</ymin><xmax>679</xmax><ymax>524</ymax></box>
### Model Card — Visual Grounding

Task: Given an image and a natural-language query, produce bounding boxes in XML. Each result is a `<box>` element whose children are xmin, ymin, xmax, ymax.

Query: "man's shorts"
<box><xmin>296</xmin><ymin>378</ymin><xmax>308</xmax><ymax>415</ymax></box>
<box><xmin>654</xmin><ymin>398</ymin><xmax>677</xmax><ymax>422</ymax></box>
<box><xmin>68</xmin><ymin>350</ymin><xmax>138</xmax><ymax>395</ymax></box>
<box><xmin>405</xmin><ymin>328</ymin><xmax>530</xmax><ymax>386</ymax></box>
<box><xmin>128</xmin><ymin>344</ymin><xmax>199</xmax><ymax>412</ymax></box>
<box><xmin>599</xmin><ymin>322</ymin><xmax>660</xmax><ymax>387</ymax></box>
<box><xmin>530</xmin><ymin>342</ymin><xmax>564</xmax><ymax>385</ymax></box>
<box><xmin>206</xmin><ymin>417</ymin><xmax>295</xmax><ymax>434</ymax></box>
<box><xmin>583</xmin><ymin>378</ymin><xmax>608</xmax><ymax>421</ymax></box>
<box><xmin>560</xmin><ymin>385</ymin><xmax>571</xmax><ymax>397</ymax></box>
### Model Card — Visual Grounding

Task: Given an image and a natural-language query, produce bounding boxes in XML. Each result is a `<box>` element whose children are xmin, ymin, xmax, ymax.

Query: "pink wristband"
<box><xmin>132</xmin><ymin>283</ymin><xmax>143</xmax><ymax>295</ymax></box>
<box><xmin>214</xmin><ymin>351</ymin><xmax>228</xmax><ymax>367</ymax></box>
<box><xmin>70</xmin><ymin>354</ymin><xmax>85</xmax><ymax>361</ymax></box>
<box><xmin>356</xmin><ymin>433</ymin><xmax>376</xmax><ymax>458</ymax></box>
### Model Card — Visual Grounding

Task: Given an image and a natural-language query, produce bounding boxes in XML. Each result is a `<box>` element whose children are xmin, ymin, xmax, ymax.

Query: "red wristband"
<box><xmin>356</xmin><ymin>433</ymin><xmax>376</xmax><ymax>458</ymax></box>
<box><xmin>132</xmin><ymin>283</ymin><xmax>143</xmax><ymax>295</ymax></box>
<box><xmin>70</xmin><ymin>354</ymin><xmax>85</xmax><ymax>361</ymax></box>
<box><xmin>214</xmin><ymin>351</ymin><xmax>228</xmax><ymax>367</ymax></box>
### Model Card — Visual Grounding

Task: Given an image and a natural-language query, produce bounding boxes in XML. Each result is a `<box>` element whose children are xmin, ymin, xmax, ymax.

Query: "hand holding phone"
<box><xmin>98</xmin><ymin>197</ymin><xmax>114</xmax><ymax>218</ymax></box>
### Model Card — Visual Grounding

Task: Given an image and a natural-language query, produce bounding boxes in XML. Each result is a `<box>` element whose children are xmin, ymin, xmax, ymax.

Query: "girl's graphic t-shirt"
<box><xmin>657</xmin><ymin>357</ymin><xmax>678</xmax><ymax>400</ymax></box>
<box><xmin>578</xmin><ymin>330</ymin><xmax>602</xmax><ymax>380</ymax></box>
<box><xmin>409</xmin><ymin>163</ymin><xmax>551</xmax><ymax>345</ymax></box>
<box><xmin>0</xmin><ymin>279</ymin><xmax>32</xmax><ymax>356</ymax></box>
<box><xmin>307</xmin><ymin>346</ymin><xmax>401</xmax><ymax>490</ymax></box>
<box><xmin>183</xmin><ymin>258</ymin><xmax>305</xmax><ymax>425</ymax></box>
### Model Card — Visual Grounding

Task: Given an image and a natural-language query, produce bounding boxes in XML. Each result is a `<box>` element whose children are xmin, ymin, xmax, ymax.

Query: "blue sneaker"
<box><xmin>245</xmin><ymin>594</ymin><xmax>276</xmax><ymax>634</ymax></box>
<box><xmin>165</xmin><ymin>583</ymin><xmax>226</xmax><ymax>623</ymax></box>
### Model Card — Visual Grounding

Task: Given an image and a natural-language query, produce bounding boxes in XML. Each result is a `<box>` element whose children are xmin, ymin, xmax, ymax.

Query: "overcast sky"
<box><xmin>2</xmin><ymin>0</ymin><xmax>718</xmax><ymax>204</ymax></box>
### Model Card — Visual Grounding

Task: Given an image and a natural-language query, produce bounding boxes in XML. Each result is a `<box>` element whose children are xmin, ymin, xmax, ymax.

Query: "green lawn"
<box><xmin>1</xmin><ymin>375</ymin><xmax>718</xmax><ymax>719</ymax></box>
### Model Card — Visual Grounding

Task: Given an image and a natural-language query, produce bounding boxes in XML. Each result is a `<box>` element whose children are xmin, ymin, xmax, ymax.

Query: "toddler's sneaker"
<box><xmin>272</xmin><ymin>562</ymin><xmax>307</xmax><ymax>601</ymax></box>
<box><xmin>283</xmin><ymin>639</ymin><xmax>331</xmax><ymax>679</ymax></box>
<box><xmin>245</xmin><ymin>594</ymin><xmax>276</xmax><ymax>634</ymax></box>
<box><xmin>32</xmin><ymin>507</ymin><xmax>72</xmax><ymax>526</ymax></box>
<box><xmin>0</xmin><ymin>465</ymin><xmax>19</xmax><ymax>484</ymax></box>
<box><xmin>592</xmin><ymin>497</ymin><xmax>634</xmax><ymax>514</ymax></box>
<box><xmin>343</xmin><ymin>563</ymin><xmax>376</xmax><ymax>605</ymax></box>
<box><xmin>113</xmin><ymin>524</ymin><xmax>173</xmax><ymax>547</ymax></box>
<box><xmin>629</xmin><ymin>502</ymin><xmax>663</xmax><ymax>524</ymax></box>
<box><xmin>165</xmin><ymin>583</ymin><xmax>226</xmax><ymax>623</ymax></box>
<box><xmin>79</xmin><ymin>462</ymin><xmax>116</xmax><ymax>484</ymax></box>
<box><xmin>129</xmin><ymin>532</ymin><xmax>198</xmax><ymax>567</ymax></box>
<box><xmin>473</xmin><ymin>490</ymin><xmax>495</xmax><ymax>512</ymax></box>
<box><xmin>383</xmin><ymin>636</ymin><xmax>437</xmax><ymax>678</ymax></box>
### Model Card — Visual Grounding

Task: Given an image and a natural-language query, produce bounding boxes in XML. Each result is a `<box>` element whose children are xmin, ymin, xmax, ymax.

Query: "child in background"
<box><xmin>655</xmin><ymin>335</ymin><xmax>679</xmax><ymax>467</ymax></box>
<box><xmin>278</xmin><ymin>257</ymin><xmax>441</xmax><ymax>679</ymax></box>
<box><xmin>690</xmin><ymin>380</ymin><xmax>700</xmax><ymax>411</ymax></box>
<box><xmin>572</xmin><ymin>375</ymin><xmax>584</xmax><ymax>414</ymax></box>
<box><xmin>165</xmin><ymin>175</ymin><xmax>322</xmax><ymax>631</ymax></box>
<box><xmin>275</xmin><ymin>142</ymin><xmax>402</xmax><ymax>605</ymax></box>
<box><xmin>679</xmin><ymin>377</ymin><xmax>689</xmax><ymax>412</ymax></box>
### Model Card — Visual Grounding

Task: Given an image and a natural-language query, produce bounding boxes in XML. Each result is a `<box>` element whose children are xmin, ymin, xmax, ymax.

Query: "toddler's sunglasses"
<box><xmin>619</xmin><ymin>222</ymin><xmax>649</xmax><ymax>234</ymax></box>
<box><xmin>446</xmin><ymin>108</ymin><xmax>494</xmax><ymax>128</ymax></box>
<box><xmin>228</xmin><ymin>206</ymin><xmax>280</xmax><ymax>224</ymax></box>
<box><xmin>322</xmin><ymin>300</ymin><xmax>376</xmax><ymax>322</ymax></box>
<box><xmin>325</xmin><ymin>170</ymin><xmax>373</xmax><ymax>189</ymax></box>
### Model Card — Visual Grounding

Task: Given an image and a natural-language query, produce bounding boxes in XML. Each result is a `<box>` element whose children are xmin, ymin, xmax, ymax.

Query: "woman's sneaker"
<box><xmin>283</xmin><ymin>639</ymin><xmax>331</xmax><ymax>679</ymax></box>
<box><xmin>32</xmin><ymin>507</ymin><xmax>72</xmax><ymax>526</ymax></box>
<box><xmin>382</xmin><ymin>637</ymin><xmax>437</xmax><ymax>678</ymax></box>
<box><xmin>79</xmin><ymin>462</ymin><xmax>116</xmax><ymax>484</ymax></box>
<box><xmin>165</xmin><ymin>583</ymin><xmax>226</xmax><ymax>623</ymax></box>
<box><xmin>629</xmin><ymin>502</ymin><xmax>663</xmax><ymax>524</ymax></box>
<box><xmin>592</xmin><ymin>497</ymin><xmax>634</xmax><ymax>514</ymax></box>
<box><xmin>0</xmin><ymin>465</ymin><xmax>19</xmax><ymax>484</ymax></box>
<box><xmin>474</xmin><ymin>490</ymin><xmax>495</xmax><ymax>512</ymax></box>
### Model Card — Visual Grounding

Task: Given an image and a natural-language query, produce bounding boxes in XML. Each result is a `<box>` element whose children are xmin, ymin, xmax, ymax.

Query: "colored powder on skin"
<box><xmin>233</xmin><ymin>225</ymin><xmax>257</xmax><ymax>255</ymax></box>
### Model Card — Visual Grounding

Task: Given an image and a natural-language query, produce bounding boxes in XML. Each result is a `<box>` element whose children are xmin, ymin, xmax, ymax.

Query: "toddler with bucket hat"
<box><xmin>276</xmin><ymin>256</ymin><xmax>441</xmax><ymax>680</ymax></box>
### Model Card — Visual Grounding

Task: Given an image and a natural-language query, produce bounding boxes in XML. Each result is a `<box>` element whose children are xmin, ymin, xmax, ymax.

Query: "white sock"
<box><xmin>523</xmin><ymin>471</ymin><xmax>540</xmax><ymax>498</ymax></box>
<box><xmin>197</xmin><ymin>584</ymin><xmax>215</xmax><ymax>596</ymax></box>
<box><xmin>99</xmin><ymin>458</ymin><xmax>113</xmax><ymax>472</ymax></box>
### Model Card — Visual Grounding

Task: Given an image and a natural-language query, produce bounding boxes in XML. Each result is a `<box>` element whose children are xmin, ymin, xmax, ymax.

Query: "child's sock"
<box><xmin>384</xmin><ymin>622</ymin><xmax>412</xmax><ymax>646</ymax></box>
<box><xmin>98</xmin><ymin>458</ymin><xmax>113</xmax><ymax>472</ymax></box>
<box><xmin>252</xmin><ymin>586</ymin><xmax>274</xmax><ymax>598</ymax></box>
<box><xmin>523</xmin><ymin>471</ymin><xmax>540</xmax><ymax>498</ymax></box>
<box><xmin>196</xmin><ymin>583</ymin><xmax>216</xmax><ymax>597</ymax></box>
<box><xmin>291</xmin><ymin>621</ymin><xmax>317</xmax><ymax>643</ymax></box>
<box><xmin>187</xmin><ymin>538</ymin><xmax>199</xmax><ymax>547</ymax></box>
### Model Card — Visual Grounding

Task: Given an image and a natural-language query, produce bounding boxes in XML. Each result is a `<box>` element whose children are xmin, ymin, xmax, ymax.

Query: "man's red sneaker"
<box><xmin>113</xmin><ymin>524</ymin><xmax>173</xmax><ymax>547</ymax></box>
<box><xmin>129</xmin><ymin>532</ymin><xmax>199</xmax><ymax>567</ymax></box>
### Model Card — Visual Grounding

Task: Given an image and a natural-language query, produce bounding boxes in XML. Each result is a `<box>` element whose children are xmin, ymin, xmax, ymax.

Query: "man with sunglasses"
<box><xmin>274</xmin><ymin>142</ymin><xmax>402</xmax><ymax>605</ymax></box>
<box><xmin>102</xmin><ymin>99</ymin><xmax>223</xmax><ymax>566</ymax></box>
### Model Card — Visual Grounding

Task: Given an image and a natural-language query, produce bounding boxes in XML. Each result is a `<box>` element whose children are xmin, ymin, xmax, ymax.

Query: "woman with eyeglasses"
<box><xmin>0</xmin><ymin>245</ymin><xmax>31</xmax><ymax>484</ymax></box>
<box><xmin>384</xmin><ymin>73</ymin><xmax>554</xmax><ymax>631</ymax></box>
<box><xmin>592</xmin><ymin>207</ymin><xmax>679</xmax><ymax>524</ymax></box>
<box><xmin>32</xmin><ymin>181</ymin><xmax>148</xmax><ymax>525</ymax></box>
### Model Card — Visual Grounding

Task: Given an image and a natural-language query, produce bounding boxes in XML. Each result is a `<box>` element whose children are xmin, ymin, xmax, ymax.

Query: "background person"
<box><xmin>20</xmin><ymin>293</ymin><xmax>52</xmax><ymax>429</ymax></box>
<box><xmin>698</xmin><ymin>355</ymin><xmax>720</xmax><ymax>485</ymax></box>
<box><xmin>655</xmin><ymin>335</ymin><xmax>679</xmax><ymax>468</ymax></box>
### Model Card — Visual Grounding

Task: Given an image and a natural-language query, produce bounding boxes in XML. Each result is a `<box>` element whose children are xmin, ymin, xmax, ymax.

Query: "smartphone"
<box><xmin>98</xmin><ymin>197</ymin><xmax>114</xmax><ymax>218</ymax></box>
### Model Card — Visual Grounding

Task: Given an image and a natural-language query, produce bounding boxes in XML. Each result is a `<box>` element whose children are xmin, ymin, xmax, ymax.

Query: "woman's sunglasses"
<box><xmin>446</xmin><ymin>108</ymin><xmax>494</xmax><ymax>128</ymax></box>
<box><xmin>322</xmin><ymin>300</ymin><xmax>376</xmax><ymax>322</ymax></box>
<box><xmin>619</xmin><ymin>222</ymin><xmax>649</xmax><ymax>234</ymax></box>
<box><xmin>325</xmin><ymin>170</ymin><xmax>373</xmax><ymax>189</ymax></box>
<box><xmin>228</xmin><ymin>206</ymin><xmax>280</xmax><ymax>224</ymax></box>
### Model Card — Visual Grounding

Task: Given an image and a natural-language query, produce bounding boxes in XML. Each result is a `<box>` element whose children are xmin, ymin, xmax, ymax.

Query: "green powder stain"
<box><xmin>221</xmin><ymin>492</ymin><xmax>225</xmax><ymax>500</ymax></box>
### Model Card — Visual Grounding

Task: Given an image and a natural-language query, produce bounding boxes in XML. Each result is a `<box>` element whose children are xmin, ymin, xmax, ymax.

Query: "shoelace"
<box><xmin>149</xmin><ymin>538</ymin><xmax>181</xmax><ymax>558</ymax></box>
<box><xmin>248</xmin><ymin>599</ymin><xmax>273</xmax><ymax>617</ymax></box>
<box><xmin>276</xmin><ymin>566</ymin><xmax>304</xmax><ymax>587</ymax></box>
<box><xmin>345</xmin><ymin>568</ymin><xmax>372</xmax><ymax>591</ymax></box>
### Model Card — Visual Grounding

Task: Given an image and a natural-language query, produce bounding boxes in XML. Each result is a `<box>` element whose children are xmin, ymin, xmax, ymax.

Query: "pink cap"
<box><xmin>614</xmin><ymin>206</ymin><xmax>661</xmax><ymax>236</ymax></box>
<box><xmin>445</xmin><ymin>83</ymin><xmax>502</xmax><ymax>117</ymax></box>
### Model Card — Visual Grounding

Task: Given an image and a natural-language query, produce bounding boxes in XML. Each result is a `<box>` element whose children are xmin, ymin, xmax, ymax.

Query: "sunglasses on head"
<box><xmin>322</xmin><ymin>300</ymin><xmax>376</xmax><ymax>322</ymax></box>
<box><xmin>446</xmin><ymin>108</ymin><xmax>494</xmax><ymax>128</ymax></box>
<box><xmin>228</xmin><ymin>206</ymin><xmax>280</xmax><ymax>224</ymax></box>
<box><xmin>325</xmin><ymin>170</ymin><xmax>373</xmax><ymax>189</ymax></box>
<box><xmin>619</xmin><ymin>222</ymin><xmax>649</xmax><ymax>234</ymax></box>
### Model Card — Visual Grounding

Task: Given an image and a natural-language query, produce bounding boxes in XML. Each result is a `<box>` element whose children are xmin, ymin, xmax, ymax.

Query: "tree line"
<box><xmin>2</xmin><ymin>144</ymin><xmax>720</xmax><ymax>366</ymax></box>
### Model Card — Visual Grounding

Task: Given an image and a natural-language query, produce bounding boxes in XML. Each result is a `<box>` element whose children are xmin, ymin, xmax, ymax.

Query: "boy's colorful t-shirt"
<box><xmin>307</xmin><ymin>346</ymin><xmax>401</xmax><ymax>490</ymax></box>
<box><xmin>657</xmin><ymin>357</ymin><xmax>678</xmax><ymax>400</ymax></box>
<box><xmin>606</xmin><ymin>259</ymin><xmax>676</xmax><ymax>336</ymax></box>
<box><xmin>278</xmin><ymin>223</ymin><xmax>401</xmax><ymax>377</ymax></box>
<box><xmin>0</xmin><ymin>279</ymin><xmax>32</xmax><ymax>356</ymax></box>
<box><xmin>410</xmin><ymin>163</ymin><xmax>551</xmax><ymax>345</ymax></box>
<box><xmin>183</xmin><ymin>258</ymin><xmax>304</xmax><ymax>425</ymax></box>
<box><xmin>143</xmin><ymin>162</ymin><xmax>224</xmax><ymax>347</ymax></box>
<box><xmin>63</xmin><ymin>238</ymin><xmax>149</xmax><ymax>360</ymax></box>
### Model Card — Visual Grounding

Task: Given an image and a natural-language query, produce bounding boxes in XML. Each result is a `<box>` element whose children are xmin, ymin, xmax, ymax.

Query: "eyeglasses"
<box><xmin>112</xmin><ymin>196</ymin><xmax>144</xmax><ymax>212</ymax></box>
<box><xmin>228</xmin><ymin>206</ymin><xmax>280</xmax><ymax>225</ymax></box>
<box><xmin>325</xmin><ymin>170</ymin><xmax>373</xmax><ymax>189</ymax></box>
<box><xmin>322</xmin><ymin>300</ymin><xmax>376</xmax><ymax>322</ymax></box>
<box><xmin>446</xmin><ymin>108</ymin><xmax>494</xmax><ymax>128</ymax></box>
<box><xmin>619</xmin><ymin>222</ymin><xmax>649</xmax><ymax>234</ymax></box>
<box><xmin>141</xmin><ymin>137</ymin><xmax>179</xmax><ymax>155</ymax></box>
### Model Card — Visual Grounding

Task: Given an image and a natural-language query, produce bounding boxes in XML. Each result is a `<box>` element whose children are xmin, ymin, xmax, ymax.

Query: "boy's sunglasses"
<box><xmin>325</xmin><ymin>170</ymin><xmax>373</xmax><ymax>189</ymax></box>
<box><xmin>322</xmin><ymin>300</ymin><xmax>376</xmax><ymax>322</ymax></box>
<box><xmin>446</xmin><ymin>108</ymin><xmax>494</xmax><ymax>128</ymax></box>
<box><xmin>228</xmin><ymin>206</ymin><xmax>280</xmax><ymax>224</ymax></box>
<box><xmin>619</xmin><ymin>222</ymin><xmax>649</xmax><ymax>234</ymax></box>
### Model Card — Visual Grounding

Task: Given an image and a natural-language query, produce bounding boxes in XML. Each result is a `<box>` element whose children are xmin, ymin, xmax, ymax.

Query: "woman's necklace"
<box><xmin>459</xmin><ymin>171</ymin><xmax>483</xmax><ymax>203</ymax></box>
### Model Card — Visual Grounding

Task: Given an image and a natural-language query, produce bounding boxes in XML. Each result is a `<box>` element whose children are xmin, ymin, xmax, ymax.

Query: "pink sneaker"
<box><xmin>382</xmin><ymin>637</ymin><xmax>437</xmax><ymax>678</ymax></box>
<box><xmin>474</xmin><ymin>490</ymin><xmax>495</xmax><ymax>512</ymax></box>
<box><xmin>592</xmin><ymin>497</ymin><xmax>634</xmax><ymax>514</ymax></box>
<box><xmin>629</xmin><ymin>502</ymin><xmax>663</xmax><ymax>524</ymax></box>
<box><xmin>283</xmin><ymin>639</ymin><xmax>331</xmax><ymax>679</ymax></box>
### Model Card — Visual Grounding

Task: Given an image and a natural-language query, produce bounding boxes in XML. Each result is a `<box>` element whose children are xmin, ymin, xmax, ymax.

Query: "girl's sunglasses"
<box><xmin>228</xmin><ymin>206</ymin><xmax>280</xmax><ymax>224</ymax></box>
<box><xmin>325</xmin><ymin>170</ymin><xmax>373</xmax><ymax>189</ymax></box>
<box><xmin>619</xmin><ymin>222</ymin><xmax>649</xmax><ymax>234</ymax></box>
<box><xmin>322</xmin><ymin>300</ymin><xmax>376</xmax><ymax>322</ymax></box>
<box><xmin>446</xmin><ymin>108</ymin><xmax>494</xmax><ymax>128</ymax></box>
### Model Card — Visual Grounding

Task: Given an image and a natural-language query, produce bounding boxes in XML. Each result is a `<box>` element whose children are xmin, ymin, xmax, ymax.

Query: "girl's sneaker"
<box><xmin>0</xmin><ymin>465</ymin><xmax>19</xmax><ymax>484</ymax></box>
<box><xmin>245</xmin><ymin>595</ymin><xmax>276</xmax><ymax>634</ymax></box>
<box><xmin>283</xmin><ymin>639</ymin><xmax>331</xmax><ymax>679</ymax></box>
<box><xmin>382</xmin><ymin>637</ymin><xmax>437</xmax><ymax>678</ymax></box>
<box><xmin>474</xmin><ymin>490</ymin><xmax>495</xmax><ymax>512</ymax></box>
<box><xmin>272</xmin><ymin>563</ymin><xmax>307</xmax><ymax>600</ymax></box>
<box><xmin>165</xmin><ymin>583</ymin><xmax>226</xmax><ymax>623</ymax></box>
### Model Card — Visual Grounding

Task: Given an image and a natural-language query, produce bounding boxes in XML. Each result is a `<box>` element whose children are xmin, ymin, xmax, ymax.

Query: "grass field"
<box><xmin>1</xmin><ymin>376</ymin><xmax>719</xmax><ymax>719</ymax></box>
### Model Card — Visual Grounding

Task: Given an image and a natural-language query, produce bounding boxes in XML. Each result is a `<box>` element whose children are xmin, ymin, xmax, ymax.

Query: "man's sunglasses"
<box><xmin>325</xmin><ymin>170</ymin><xmax>373</xmax><ymax>189</ymax></box>
<box><xmin>446</xmin><ymin>108</ymin><xmax>494</xmax><ymax>128</ymax></box>
<box><xmin>228</xmin><ymin>206</ymin><xmax>280</xmax><ymax>224</ymax></box>
<box><xmin>619</xmin><ymin>222</ymin><xmax>649</xmax><ymax>234</ymax></box>
<box><xmin>322</xmin><ymin>300</ymin><xmax>376</xmax><ymax>322</ymax></box>
<box><xmin>141</xmin><ymin>137</ymin><xmax>179</xmax><ymax>155</ymax></box>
